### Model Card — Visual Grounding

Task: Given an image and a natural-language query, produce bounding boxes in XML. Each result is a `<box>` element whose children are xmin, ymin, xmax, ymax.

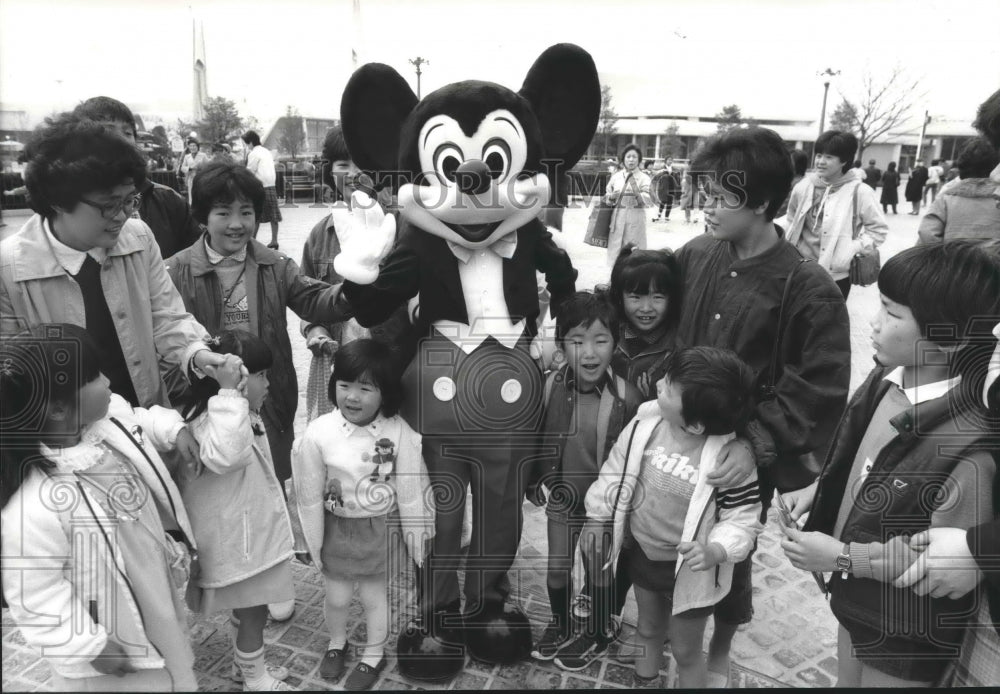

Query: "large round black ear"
<box><xmin>519</xmin><ymin>44</ymin><xmax>601</xmax><ymax>170</ymax></box>
<box><xmin>341</xmin><ymin>64</ymin><xmax>419</xmax><ymax>172</ymax></box>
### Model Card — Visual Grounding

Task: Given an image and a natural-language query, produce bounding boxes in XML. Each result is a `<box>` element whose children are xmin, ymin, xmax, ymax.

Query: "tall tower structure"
<box><xmin>192</xmin><ymin>15</ymin><xmax>208</xmax><ymax>121</ymax></box>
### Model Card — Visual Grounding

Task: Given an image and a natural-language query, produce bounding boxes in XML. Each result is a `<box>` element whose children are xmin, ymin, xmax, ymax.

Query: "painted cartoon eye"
<box><xmin>433</xmin><ymin>143</ymin><xmax>464</xmax><ymax>183</ymax></box>
<box><xmin>483</xmin><ymin>139</ymin><xmax>511</xmax><ymax>181</ymax></box>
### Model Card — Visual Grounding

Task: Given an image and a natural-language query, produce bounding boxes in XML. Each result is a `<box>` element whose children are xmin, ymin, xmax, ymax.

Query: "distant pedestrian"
<box><xmin>924</xmin><ymin>158</ymin><xmax>944</xmax><ymax>205</ymax></box>
<box><xmin>918</xmin><ymin>136</ymin><xmax>1000</xmax><ymax>244</ymax></box>
<box><xmin>785</xmin><ymin>130</ymin><xmax>888</xmax><ymax>298</ymax></box>
<box><xmin>241</xmin><ymin>130</ymin><xmax>281</xmax><ymax>249</ymax></box>
<box><xmin>604</xmin><ymin>144</ymin><xmax>652</xmax><ymax>266</ymax></box>
<box><xmin>905</xmin><ymin>161</ymin><xmax>929</xmax><ymax>214</ymax></box>
<box><xmin>863</xmin><ymin>159</ymin><xmax>881</xmax><ymax>189</ymax></box>
<box><xmin>879</xmin><ymin>161</ymin><xmax>899</xmax><ymax>214</ymax></box>
<box><xmin>178</xmin><ymin>139</ymin><xmax>210</xmax><ymax>204</ymax></box>
<box><xmin>651</xmin><ymin>158</ymin><xmax>679</xmax><ymax>222</ymax></box>
<box><xmin>852</xmin><ymin>159</ymin><xmax>866</xmax><ymax>182</ymax></box>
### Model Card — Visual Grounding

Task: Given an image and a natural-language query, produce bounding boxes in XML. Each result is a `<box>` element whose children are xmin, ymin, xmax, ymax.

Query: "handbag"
<box><xmin>756</xmin><ymin>259</ymin><xmax>823</xmax><ymax>492</ymax></box>
<box><xmin>583</xmin><ymin>173</ymin><xmax>630</xmax><ymax>247</ymax></box>
<box><xmin>848</xmin><ymin>183</ymin><xmax>881</xmax><ymax>286</ymax></box>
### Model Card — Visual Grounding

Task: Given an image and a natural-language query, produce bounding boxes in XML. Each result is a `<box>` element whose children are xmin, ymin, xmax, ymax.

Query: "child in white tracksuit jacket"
<box><xmin>580</xmin><ymin>347</ymin><xmax>764</xmax><ymax>688</ymax></box>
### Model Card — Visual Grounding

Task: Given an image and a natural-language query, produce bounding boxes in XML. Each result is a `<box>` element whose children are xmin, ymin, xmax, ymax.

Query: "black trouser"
<box><xmin>657</xmin><ymin>198</ymin><xmax>673</xmax><ymax>219</ymax></box>
<box><xmin>419</xmin><ymin>435</ymin><xmax>528</xmax><ymax>616</ymax></box>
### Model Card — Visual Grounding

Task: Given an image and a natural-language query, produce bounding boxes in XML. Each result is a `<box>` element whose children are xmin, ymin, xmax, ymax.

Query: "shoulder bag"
<box><xmin>848</xmin><ymin>183</ymin><xmax>881</xmax><ymax>286</ymax></box>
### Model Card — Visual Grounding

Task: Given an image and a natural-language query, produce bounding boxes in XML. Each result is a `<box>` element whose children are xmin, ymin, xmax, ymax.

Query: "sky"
<box><xmin>2</xmin><ymin>0</ymin><xmax>999</xmax><ymax>133</ymax></box>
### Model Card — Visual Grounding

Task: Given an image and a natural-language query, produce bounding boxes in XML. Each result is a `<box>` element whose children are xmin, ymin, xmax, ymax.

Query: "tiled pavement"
<box><xmin>1</xmin><ymin>201</ymin><xmax>924</xmax><ymax>690</ymax></box>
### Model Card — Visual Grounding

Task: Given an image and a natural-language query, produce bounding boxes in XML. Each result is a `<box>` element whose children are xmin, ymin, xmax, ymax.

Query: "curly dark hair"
<box><xmin>22</xmin><ymin>113</ymin><xmax>147</xmax><ymax>218</ymax></box>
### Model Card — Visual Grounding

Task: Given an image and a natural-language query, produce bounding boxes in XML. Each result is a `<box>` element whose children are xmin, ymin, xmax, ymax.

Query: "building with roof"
<box><xmin>588</xmin><ymin>73</ymin><xmax>978</xmax><ymax>172</ymax></box>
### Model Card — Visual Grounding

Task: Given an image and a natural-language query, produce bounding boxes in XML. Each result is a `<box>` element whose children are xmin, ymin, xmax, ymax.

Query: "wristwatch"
<box><xmin>836</xmin><ymin>543</ymin><xmax>852</xmax><ymax>578</ymax></box>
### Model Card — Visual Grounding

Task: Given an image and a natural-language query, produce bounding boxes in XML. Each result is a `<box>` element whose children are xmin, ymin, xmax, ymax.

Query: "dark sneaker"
<box><xmin>319</xmin><ymin>647</ymin><xmax>349</xmax><ymax>680</ymax></box>
<box><xmin>531</xmin><ymin>619</ymin><xmax>573</xmax><ymax>661</ymax></box>
<box><xmin>553</xmin><ymin>632</ymin><xmax>611</xmax><ymax>672</ymax></box>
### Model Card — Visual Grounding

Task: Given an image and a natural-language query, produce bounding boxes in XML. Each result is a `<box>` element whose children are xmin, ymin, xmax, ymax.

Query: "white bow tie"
<box><xmin>446</xmin><ymin>233</ymin><xmax>517</xmax><ymax>264</ymax></box>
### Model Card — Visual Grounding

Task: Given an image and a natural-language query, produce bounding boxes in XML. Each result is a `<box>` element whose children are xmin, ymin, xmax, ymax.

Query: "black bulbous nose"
<box><xmin>454</xmin><ymin>159</ymin><xmax>492</xmax><ymax>196</ymax></box>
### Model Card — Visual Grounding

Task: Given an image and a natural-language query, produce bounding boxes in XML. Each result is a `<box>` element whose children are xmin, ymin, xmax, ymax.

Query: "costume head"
<box><xmin>340</xmin><ymin>43</ymin><xmax>600</xmax><ymax>249</ymax></box>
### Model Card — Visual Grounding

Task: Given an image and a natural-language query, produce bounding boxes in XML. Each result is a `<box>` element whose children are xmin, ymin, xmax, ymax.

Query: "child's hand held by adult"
<box><xmin>213</xmin><ymin>354</ymin><xmax>244</xmax><ymax>390</ymax></box>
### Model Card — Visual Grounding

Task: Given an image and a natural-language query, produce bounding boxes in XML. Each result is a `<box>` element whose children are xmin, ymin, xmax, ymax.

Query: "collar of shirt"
<box><xmin>332</xmin><ymin>408</ymin><xmax>387</xmax><ymax>437</ymax></box>
<box><xmin>621</xmin><ymin>322</ymin><xmax>668</xmax><ymax>346</ymax></box>
<box><xmin>446</xmin><ymin>232</ymin><xmax>517</xmax><ymax>264</ymax></box>
<box><xmin>204</xmin><ymin>237</ymin><xmax>247</xmax><ymax>265</ymax></box>
<box><xmin>43</xmin><ymin>218</ymin><xmax>107</xmax><ymax>274</ymax></box>
<box><xmin>883</xmin><ymin>367</ymin><xmax>962</xmax><ymax>406</ymax></box>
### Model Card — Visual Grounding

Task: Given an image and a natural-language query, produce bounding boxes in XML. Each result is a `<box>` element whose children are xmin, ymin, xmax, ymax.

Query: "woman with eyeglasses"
<box><xmin>0</xmin><ymin>113</ymin><xmax>230</xmax><ymax>409</ymax></box>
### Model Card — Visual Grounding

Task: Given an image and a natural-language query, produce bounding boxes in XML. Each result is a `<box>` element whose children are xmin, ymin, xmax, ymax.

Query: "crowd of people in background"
<box><xmin>0</xmin><ymin>83</ymin><xmax>998</xmax><ymax>692</ymax></box>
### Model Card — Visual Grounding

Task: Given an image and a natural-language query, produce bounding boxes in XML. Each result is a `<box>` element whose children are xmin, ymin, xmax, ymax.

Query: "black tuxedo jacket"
<box><xmin>343</xmin><ymin>218</ymin><xmax>577</xmax><ymax>338</ymax></box>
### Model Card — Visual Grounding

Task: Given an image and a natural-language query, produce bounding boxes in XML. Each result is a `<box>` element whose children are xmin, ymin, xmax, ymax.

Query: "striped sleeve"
<box><xmin>716</xmin><ymin>480</ymin><xmax>760</xmax><ymax>510</ymax></box>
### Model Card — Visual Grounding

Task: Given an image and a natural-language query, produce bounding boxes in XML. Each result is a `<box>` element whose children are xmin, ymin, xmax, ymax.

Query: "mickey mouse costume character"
<box><xmin>333</xmin><ymin>44</ymin><xmax>600</xmax><ymax>682</ymax></box>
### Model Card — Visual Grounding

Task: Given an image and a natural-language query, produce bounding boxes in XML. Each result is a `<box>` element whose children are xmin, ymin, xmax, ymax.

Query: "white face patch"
<box><xmin>397</xmin><ymin>109</ymin><xmax>549</xmax><ymax>249</ymax></box>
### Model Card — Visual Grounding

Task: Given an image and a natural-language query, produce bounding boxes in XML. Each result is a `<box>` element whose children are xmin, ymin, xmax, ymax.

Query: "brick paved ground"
<box><xmin>0</xmin><ymin>200</ymin><xmax>924</xmax><ymax>690</ymax></box>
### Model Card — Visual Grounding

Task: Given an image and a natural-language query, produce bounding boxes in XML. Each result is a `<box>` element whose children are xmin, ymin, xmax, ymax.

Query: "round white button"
<box><xmin>433</xmin><ymin>377</ymin><xmax>456</xmax><ymax>401</ymax></box>
<box><xmin>730</xmin><ymin>271</ymin><xmax>737</xmax><ymax>278</ymax></box>
<box><xmin>500</xmin><ymin>379</ymin><xmax>522</xmax><ymax>404</ymax></box>
<box><xmin>714</xmin><ymin>313</ymin><xmax>721</xmax><ymax>320</ymax></box>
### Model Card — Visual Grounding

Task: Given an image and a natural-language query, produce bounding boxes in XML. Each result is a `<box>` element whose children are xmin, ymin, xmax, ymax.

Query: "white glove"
<box><xmin>332</xmin><ymin>190</ymin><xmax>396</xmax><ymax>285</ymax></box>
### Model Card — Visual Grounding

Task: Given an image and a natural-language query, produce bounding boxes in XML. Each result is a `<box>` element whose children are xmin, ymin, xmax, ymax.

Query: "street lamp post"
<box><xmin>816</xmin><ymin>67</ymin><xmax>841</xmax><ymax>140</ymax></box>
<box><xmin>409</xmin><ymin>57</ymin><xmax>428</xmax><ymax>99</ymax></box>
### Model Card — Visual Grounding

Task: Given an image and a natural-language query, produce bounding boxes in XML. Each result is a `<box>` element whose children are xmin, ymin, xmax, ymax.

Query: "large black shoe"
<box><xmin>396</xmin><ymin>604</ymin><xmax>466</xmax><ymax>684</ymax></box>
<box><xmin>464</xmin><ymin>600</ymin><xmax>533</xmax><ymax>665</ymax></box>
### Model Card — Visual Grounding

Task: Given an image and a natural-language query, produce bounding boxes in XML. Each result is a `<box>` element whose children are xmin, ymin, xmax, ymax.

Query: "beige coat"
<box><xmin>0</xmin><ymin>216</ymin><xmax>208</xmax><ymax>407</ymax></box>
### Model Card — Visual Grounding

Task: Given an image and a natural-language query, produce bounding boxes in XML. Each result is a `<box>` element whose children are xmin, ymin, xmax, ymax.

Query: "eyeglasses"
<box><xmin>78</xmin><ymin>194</ymin><xmax>142</xmax><ymax>219</ymax></box>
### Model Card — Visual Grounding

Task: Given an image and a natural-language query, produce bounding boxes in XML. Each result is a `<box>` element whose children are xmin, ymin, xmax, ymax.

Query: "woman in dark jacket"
<box><xmin>905</xmin><ymin>162</ymin><xmax>928</xmax><ymax>214</ymax></box>
<box><xmin>879</xmin><ymin>161</ymin><xmax>899</xmax><ymax>214</ymax></box>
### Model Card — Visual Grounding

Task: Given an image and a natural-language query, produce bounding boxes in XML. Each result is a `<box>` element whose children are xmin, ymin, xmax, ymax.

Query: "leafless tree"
<box><xmin>832</xmin><ymin>67</ymin><xmax>924</xmax><ymax>160</ymax></box>
<box><xmin>595</xmin><ymin>85</ymin><xmax>619</xmax><ymax>159</ymax></box>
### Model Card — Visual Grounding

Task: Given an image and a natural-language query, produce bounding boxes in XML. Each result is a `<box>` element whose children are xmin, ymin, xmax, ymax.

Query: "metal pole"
<box><xmin>915</xmin><ymin>110</ymin><xmax>930</xmax><ymax>164</ymax></box>
<box><xmin>409</xmin><ymin>57</ymin><xmax>428</xmax><ymax>99</ymax></box>
<box><xmin>819</xmin><ymin>81</ymin><xmax>830</xmax><ymax>137</ymax></box>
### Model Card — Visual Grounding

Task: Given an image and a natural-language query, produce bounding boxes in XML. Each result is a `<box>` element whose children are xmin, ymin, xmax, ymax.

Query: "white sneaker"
<box><xmin>232</xmin><ymin>663</ymin><xmax>290</xmax><ymax>683</ymax></box>
<box><xmin>243</xmin><ymin>674</ymin><xmax>298</xmax><ymax>691</ymax></box>
<box><xmin>267</xmin><ymin>599</ymin><xmax>295</xmax><ymax>622</ymax></box>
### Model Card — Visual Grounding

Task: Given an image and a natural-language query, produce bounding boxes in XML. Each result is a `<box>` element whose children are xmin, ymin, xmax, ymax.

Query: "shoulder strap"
<box><xmin>762</xmin><ymin>258</ymin><xmax>810</xmax><ymax>398</ymax></box>
<box><xmin>544</xmin><ymin>369</ymin><xmax>558</xmax><ymax>406</ymax></box>
<box><xmin>851</xmin><ymin>182</ymin><xmax>862</xmax><ymax>239</ymax></box>
<box><xmin>109</xmin><ymin>417</ymin><xmax>190</xmax><ymax>548</ymax></box>
<box><xmin>609</xmin><ymin>420</ymin><xmax>640</xmax><ymax>523</ymax></box>
<box><xmin>595</xmin><ymin>374</ymin><xmax>625</xmax><ymax>463</ymax></box>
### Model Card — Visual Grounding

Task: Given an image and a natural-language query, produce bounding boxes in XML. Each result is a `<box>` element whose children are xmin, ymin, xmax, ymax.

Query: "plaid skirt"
<box><xmin>259</xmin><ymin>186</ymin><xmax>283</xmax><ymax>224</ymax></box>
<box><xmin>951</xmin><ymin>600</ymin><xmax>1000</xmax><ymax>686</ymax></box>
